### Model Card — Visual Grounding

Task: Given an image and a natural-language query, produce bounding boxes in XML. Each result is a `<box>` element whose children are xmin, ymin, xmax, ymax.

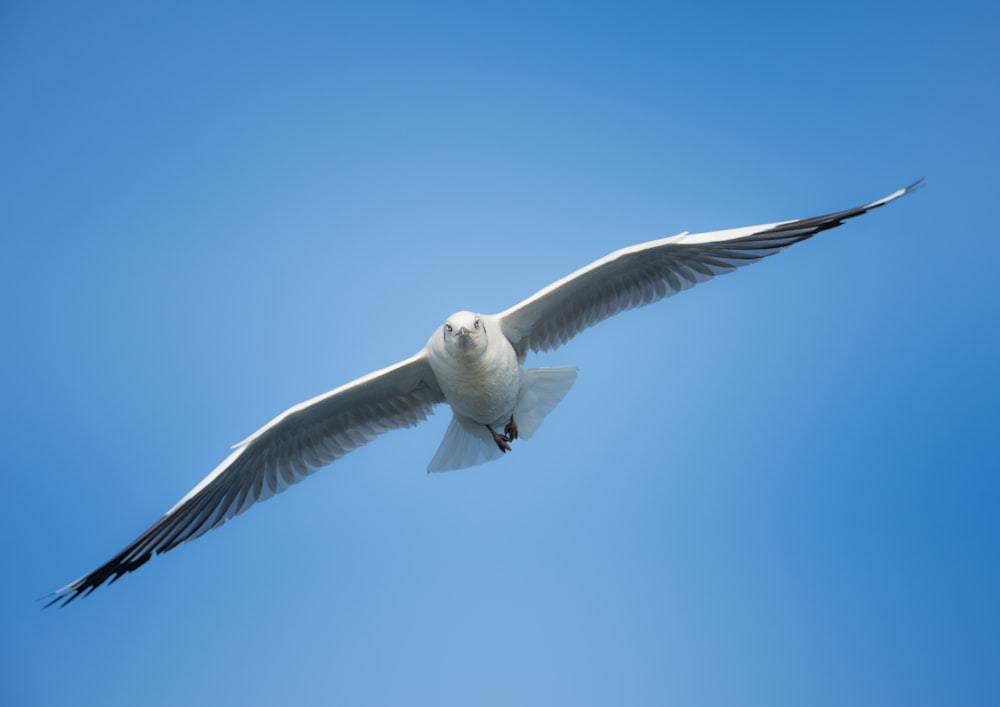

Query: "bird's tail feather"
<box><xmin>513</xmin><ymin>366</ymin><xmax>578</xmax><ymax>439</ymax></box>
<box><xmin>427</xmin><ymin>415</ymin><xmax>503</xmax><ymax>472</ymax></box>
<box><xmin>426</xmin><ymin>366</ymin><xmax>579</xmax><ymax>473</ymax></box>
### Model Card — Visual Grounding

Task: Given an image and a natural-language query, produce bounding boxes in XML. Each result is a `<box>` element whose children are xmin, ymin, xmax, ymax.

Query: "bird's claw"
<box><xmin>489</xmin><ymin>427</ymin><xmax>513</xmax><ymax>453</ymax></box>
<box><xmin>487</xmin><ymin>416</ymin><xmax>518</xmax><ymax>453</ymax></box>
<box><xmin>504</xmin><ymin>416</ymin><xmax>518</xmax><ymax>441</ymax></box>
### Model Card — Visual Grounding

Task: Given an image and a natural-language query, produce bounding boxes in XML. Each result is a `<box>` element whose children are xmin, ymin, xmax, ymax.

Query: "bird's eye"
<box><xmin>474</xmin><ymin>317</ymin><xmax>480</xmax><ymax>329</ymax></box>
<box><xmin>445</xmin><ymin>323</ymin><xmax>453</xmax><ymax>333</ymax></box>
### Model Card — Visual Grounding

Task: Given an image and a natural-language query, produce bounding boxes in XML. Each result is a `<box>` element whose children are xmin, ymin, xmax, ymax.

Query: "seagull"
<box><xmin>48</xmin><ymin>180</ymin><xmax>922</xmax><ymax>606</ymax></box>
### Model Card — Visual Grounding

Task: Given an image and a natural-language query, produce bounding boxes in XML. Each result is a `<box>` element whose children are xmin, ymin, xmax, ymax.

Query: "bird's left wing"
<box><xmin>49</xmin><ymin>351</ymin><xmax>443</xmax><ymax>606</ymax></box>
<box><xmin>498</xmin><ymin>180</ymin><xmax>921</xmax><ymax>358</ymax></box>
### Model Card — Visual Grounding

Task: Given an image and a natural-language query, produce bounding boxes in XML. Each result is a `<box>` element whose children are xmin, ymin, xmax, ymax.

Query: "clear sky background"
<box><xmin>2</xmin><ymin>2</ymin><xmax>997</xmax><ymax>705</ymax></box>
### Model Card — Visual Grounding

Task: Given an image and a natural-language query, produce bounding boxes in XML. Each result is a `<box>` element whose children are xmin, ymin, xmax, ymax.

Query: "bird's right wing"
<box><xmin>498</xmin><ymin>180</ymin><xmax>922</xmax><ymax>358</ymax></box>
<box><xmin>49</xmin><ymin>351</ymin><xmax>444</xmax><ymax>606</ymax></box>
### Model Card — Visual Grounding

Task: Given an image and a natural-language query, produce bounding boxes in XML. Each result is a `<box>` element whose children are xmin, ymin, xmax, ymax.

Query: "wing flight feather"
<box><xmin>498</xmin><ymin>180</ymin><xmax>922</xmax><ymax>358</ymax></box>
<box><xmin>49</xmin><ymin>352</ymin><xmax>443</xmax><ymax>606</ymax></box>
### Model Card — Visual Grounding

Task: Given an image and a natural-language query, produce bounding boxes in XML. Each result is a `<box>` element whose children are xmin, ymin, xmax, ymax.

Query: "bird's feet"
<box><xmin>504</xmin><ymin>416</ymin><xmax>518</xmax><ymax>442</ymax></box>
<box><xmin>488</xmin><ymin>426</ymin><xmax>512</xmax><ymax>453</ymax></box>
<box><xmin>487</xmin><ymin>416</ymin><xmax>518</xmax><ymax>453</ymax></box>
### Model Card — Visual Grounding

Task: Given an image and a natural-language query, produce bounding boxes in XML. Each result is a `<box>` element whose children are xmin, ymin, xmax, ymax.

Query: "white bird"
<box><xmin>49</xmin><ymin>180</ymin><xmax>921</xmax><ymax>606</ymax></box>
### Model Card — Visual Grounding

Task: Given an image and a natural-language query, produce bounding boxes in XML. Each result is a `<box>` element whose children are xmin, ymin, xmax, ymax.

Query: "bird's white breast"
<box><xmin>426</xmin><ymin>319</ymin><xmax>520</xmax><ymax>426</ymax></box>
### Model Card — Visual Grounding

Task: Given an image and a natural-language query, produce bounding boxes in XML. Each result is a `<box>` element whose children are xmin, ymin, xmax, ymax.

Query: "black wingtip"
<box><xmin>40</xmin><ymin>589</ymin><xmax>74</xmax><ymax>610</ymax></box>
<box><xmin>40</xmin><ymin>580</ymin><xmax>87</xmax><ymax>609</ymax></box>
<box><xmin>874</xmin><ymin>178</ymin><xmax>924</xmax><ymax>210</ymax></box>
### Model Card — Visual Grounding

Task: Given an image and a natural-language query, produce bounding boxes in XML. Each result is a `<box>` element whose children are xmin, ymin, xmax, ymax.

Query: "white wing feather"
<box><xmin>50</xmin><ymin>352</ymin><xmax>443</xmax><ymax>606</ymax></box>
<box><xmin>498</xmin><ymin>180</ymin><xmax>922</xmax><ymax>358</ymax></box>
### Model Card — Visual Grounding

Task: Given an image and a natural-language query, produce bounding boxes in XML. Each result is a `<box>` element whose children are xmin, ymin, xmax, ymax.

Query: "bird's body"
<box><xmin>424</xmin><ymin>309</ymin><xmax>580</xmax><ymax>469</ymax></box>
<box><xmin>48</xmin><ymin>181</ymin><xmax>922</xmax><ymax>606</ymax></box>
<box><xmin>426</xmin><ymin>312</ymin><xmax>519</xmax><ymax>429</ymax></box>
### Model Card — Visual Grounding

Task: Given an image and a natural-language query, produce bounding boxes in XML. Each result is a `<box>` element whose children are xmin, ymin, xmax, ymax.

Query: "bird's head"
<box><xmin>442</xmin><ymin>310</ymin><xmax>487</xmax><ymax>355</ymax></box>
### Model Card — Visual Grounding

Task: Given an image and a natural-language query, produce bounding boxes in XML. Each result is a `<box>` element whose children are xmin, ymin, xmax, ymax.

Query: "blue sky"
<box><xmin>2</xmin><ymin>1</ymin><xmax>997</xmax><ymax>705</ymax></box>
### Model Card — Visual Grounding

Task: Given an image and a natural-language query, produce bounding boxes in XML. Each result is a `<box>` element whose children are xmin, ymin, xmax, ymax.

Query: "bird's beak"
<box><xmin>456</xmin><ymin>327</ymin><xmax>472</xmax><ymax>337</ymax></box>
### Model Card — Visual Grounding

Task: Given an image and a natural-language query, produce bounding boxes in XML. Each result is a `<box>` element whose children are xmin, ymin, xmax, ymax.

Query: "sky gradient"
<box><xmin>2</xmin><ymin>2</ymin><xmax>998</xmax><ymax>705</ymax></box>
